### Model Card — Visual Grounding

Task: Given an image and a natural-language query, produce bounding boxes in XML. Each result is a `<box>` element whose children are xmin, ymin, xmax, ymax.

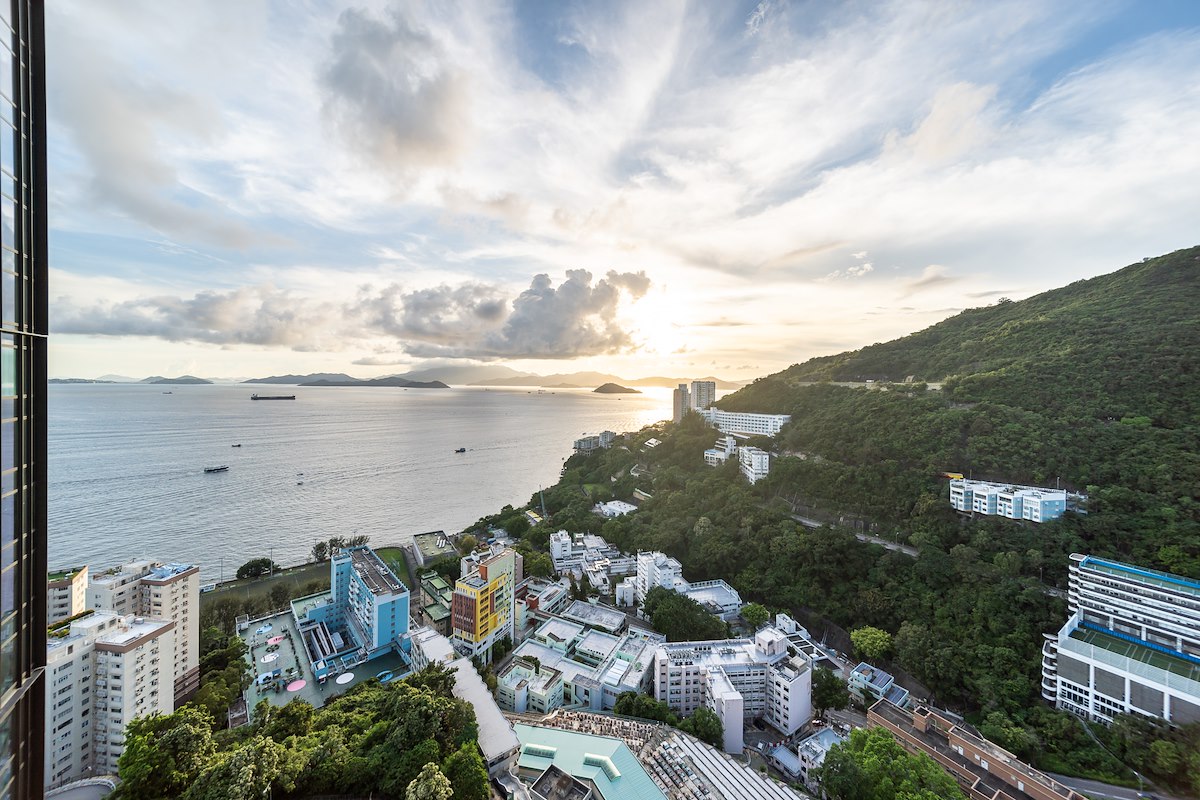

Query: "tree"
<box><xmin>269</xmin><ymin>582</ymin><xmax>291</xmax><ymax>610</ymax></box>
<box><xmin>812</xmin><ymin>668</ymin><xmax>850</xmax><ymax>719</ymax></box>
<box><xmin>741</xmin><ymin>602</ymin><xmax>769</xmax><ymax>631</ymax></box>
<box><xmin>524</xmin><ymin>550</ymin><xmax>555</xmax><ymax>578</ymax></box>
<box><xmin>442</xmin><ymin>743</ymin><xmax>489</xmax><ymax>800</ymax></box>
<box><xmin>850</xmin><ymin>626</ymin><xmax>892</xmax><ymax>662</ymax></box>
<box><xmin>235</xmin><ymin>557</ymin><xmax>276</xmax><ymax>580</ymax></box>
<box><xmin>679</xmin><ymin>706</ymin><xmax>723</xmax><ymax>749</ymax></box>
<box><xmin>311</xmin><ymin>540</ymin><xmax>328</xmax><ymax>562</ymax></box>
<box><xmin>817</xmin><ymin>727</ymin><xmax>966</xmax><ymax>800</ymax></box>
<box><xmin>116</xmin><ymin>708</ymin><xmax>217</xmax><ymax>799</ymax></box>
<box><xmin>406</xmin><ymin>762</ymin><xmax>452</xmax><ymax>800</ymax></box>
<box><xmin>458</xmin><ymin>534</ymin><xmax>479</xmax><ymax>555</ymax></box>
<box><xmin>613</xmin><ymin>692</ymin><xmax>679</xmax><ymax>725</ymax></box>
<box><xmin>643</xmin><ymin>586</ymin><xmax>726</xmax><ymax>642</ymax></box>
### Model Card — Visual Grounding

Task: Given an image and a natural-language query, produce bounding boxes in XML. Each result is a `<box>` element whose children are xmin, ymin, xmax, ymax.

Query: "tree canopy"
<box><xmin>817</xmin><ymin>727</ymin><xmax>966</xmax><ymax>800</ymax></box>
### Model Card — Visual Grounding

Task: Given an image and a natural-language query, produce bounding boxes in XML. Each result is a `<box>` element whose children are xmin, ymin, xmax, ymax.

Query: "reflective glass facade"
<box><xmin>0</xmin><ymin>0</ymin><xmax>45</xmax><ymax>797</ymax></box>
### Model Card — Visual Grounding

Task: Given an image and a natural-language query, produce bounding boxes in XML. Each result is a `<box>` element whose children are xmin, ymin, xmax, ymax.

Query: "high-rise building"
<box><xmin>1041</xmin><ymin>553</ymin><xmax>1200</xmax><ymax>724</ymax></box>
<box><xmin>672</xmin><ymin>383</ymin><xmax>690</xmax><ymax>423</ymax></box>
<box><xmin>451</xmin><ymin>546</ymin><xmax>521</xmax><ymax>659</ymax></box>
<box><xmin>46</xmin><ymin>566</ymin><xmax>88</xmax><ymax>625</ymax></box>
<box><xmin>690</xmin><ymin>380</ymin><xmax>716</xmax><ymax>411</ymax></box>
<box><xmin>45</xmin><ymin>612</ymin><xmax>175</xmax><ymax>787</ymax></box>
<box><xmin>89</xmin><ymin>561</ymin><xmax>201</xmax><ymax>703</ymax></box>
<box><xmin>0</xmin><ymin>1</ymin><xmax>48</xmax><ymax>796</ymax></box>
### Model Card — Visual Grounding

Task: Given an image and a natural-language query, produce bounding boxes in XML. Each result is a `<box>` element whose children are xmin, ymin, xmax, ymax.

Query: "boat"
<box><xmin>231</xmin><ymin>444</ymin><xmax>242</xmax><ymax>448</ymax></box>
<box><xmin>204</xmin><ymin>465</ymin><xmax>229</xmax><ymax>474</ymax></box>
<box><xmin>297</xmin><ymin>481</ymin><xmax>304</xmax><ymax>485</ymax></box>
<box><xmin>455</xmin><ymin>448</ymin><xmax>466</xmax><ymax>453</ymax></box>
<box><xmin>250</xmin><ymin>393</ymin><xmax>296</xmax><ymax>400</ymax></box>
<box><xmin>162</xmin><ymin>391</ymin><xmax>172</xmax><ymax>395</ymax></box>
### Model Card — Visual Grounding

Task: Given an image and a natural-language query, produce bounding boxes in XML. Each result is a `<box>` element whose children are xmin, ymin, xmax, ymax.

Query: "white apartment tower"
<box><xmin>89</xmin><ymin>561</ymin><xmax>201</xmax><ymax>703</ymax></box>
<box><xmin>690</xmin><ymin>381</ymin><xmax>717</xmax><ymax>411</ymax></box>
<box><xmin>1041</xmin><ymin>554</ymin><xmax>1200</xmax><ymax>724</ymax></box>
<box><xmin>45</xmin><ymin>612</ymin><xmax>175</xmax><ymax>788</ymax></box>
<box><xmin>654</xmin><ymin>627</ymin><xmax>812</xmax><ymax>754</ymax></box>
<box><xmin>47</xmin><ymin>565</ymin><xmax>89</xmax><ymax>625</ymax></box>
<box><xmin>739</xmin><ymin>447</ymin><xmax>771</xmax><ymax>484</ymax></box>
<box><xmin>672</xmin><ymin>384</ymin><xmax>691</xmax><ymax>423</ymax></box>
<box><xmin>635</xmin><ymin>551</ymin><xmax>685</xmax><ymax>603</ymax></box>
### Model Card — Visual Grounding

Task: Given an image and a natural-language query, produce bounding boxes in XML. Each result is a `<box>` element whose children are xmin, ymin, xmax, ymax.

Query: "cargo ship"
<box><xmin>250</xmin><ymin>393</ymin><xmax>296</xmax><ymax>400</ymax></box>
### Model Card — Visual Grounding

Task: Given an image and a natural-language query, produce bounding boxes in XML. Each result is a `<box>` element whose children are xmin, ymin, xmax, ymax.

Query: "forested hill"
<box><xmin>713</xmin><ymin>246</ymin><xmax>1199</xmax><ymax>575</ymax></box>
<box><xmin>722</xmin><ymin>246</ymin><xmax>1200</xmax><ymax>428</ymax></box>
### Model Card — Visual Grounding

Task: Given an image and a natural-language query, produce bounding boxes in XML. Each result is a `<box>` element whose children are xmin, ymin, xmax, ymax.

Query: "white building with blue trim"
<box><xmin>949</xmin><ymin>479</ymin><xmax>1069</xmax><ymax>523</ymax></box>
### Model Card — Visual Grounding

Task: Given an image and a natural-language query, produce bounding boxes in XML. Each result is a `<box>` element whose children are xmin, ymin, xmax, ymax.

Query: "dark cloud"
<box><xmin>321</xmin><ymin>7</ymin><xmax>470</xmax><ymax>171</ymax></box>
<box><xmin>54</xmin><ymin>270</ymin><xmax>651</xmax><ymax>361</ymax></box>
<box><xmin>404</xmin><ymin>269</ymin><xmax>652</xmax><ymax>359</ymax></box>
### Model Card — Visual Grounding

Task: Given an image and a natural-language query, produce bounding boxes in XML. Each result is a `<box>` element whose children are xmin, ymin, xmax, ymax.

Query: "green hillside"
<box><xmin>716</xmin><ymin>247</ymin><xmax>1200</xmax><ymax>574</ymax></box>
<box><xmin>741</xmin><ymin>246</ymin><xmax>1199</xmax><ymax>428</ymax></box>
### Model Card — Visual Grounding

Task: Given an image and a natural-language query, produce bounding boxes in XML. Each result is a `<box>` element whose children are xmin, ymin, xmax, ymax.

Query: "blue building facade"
<box><xmin>294</xmin><ymin>546</ymin><xmax>411</xmax><ymax>680</ymax></box>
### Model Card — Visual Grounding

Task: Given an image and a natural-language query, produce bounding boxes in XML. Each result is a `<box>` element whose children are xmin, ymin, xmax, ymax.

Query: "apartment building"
<box><xmin>698</xmin><ymin>408</ymin><xmax>791</xmax><ymax>437</ymax></box>
<box><xmin>703</xmin><ymin>435</ymin><xmax>737</xmax><ymax>466</ymax></box>
<box><xmin>739</xmin><ymin>447</ymin><xmax>770</xmax><ymax>484</ymax></box>
<box><xmin>452</xmin><ymin>546</ymin><xmax>522</xmax><ymax>660</ymax></box>
<box><xmin>47</xmin><ymin>566</ymin><xmax>89</xmax><ymax>625</ymax></box>
<box><xmin>690</xmin><ymin>381</ymin><xmax>717</xmax><ymax>411</ymax></box>
<box><xmin>673</xmin><ymin>384</ymin><xmax>691</xmax><ymax>423</ymax></box>
<box><xmin>45</xmin><ymin>612</ymin><xmax>175</xmax><ymax>788</ymax></box>
<box><xmin>89</xmin><ymin>561</ymin><xmax>200</xmax><ymax>703</ymax></box>
<box><xmin>654</xmin><ymin>627</ymin><xmax>812</xmax><ymax>754</ymax></box>
<box><xmin>949</xmin><ymin>479</ymin><xmax>1069</xmax><ymax>523</ymax></box>
<box><xmin>573</xmin><ymin>430</ymin><xmax>616</xmax><ymax>454</ymax></box>
<box><xmin>635</xmin><ymin>551</ymin><xmax>685</xmax><ymax>603</ymax></box>
<box><xmin>417</xmin><ymin>571</ymin><xmax>454</xmax><ymax>636</ymax></box>
<box><xmin>849</xmin><ymin>662</ymin><xmax>911</xmax><ymax>707</ymax></box>
<box><xmin>1041</xmin><ymin>554</ymin><xmax>1200</xmax><ymax>724</ymax></box>
<box><xmin>869</xmin><ymin>701</ymin><xmax>1086</xmax><ymax>800</ymax></box>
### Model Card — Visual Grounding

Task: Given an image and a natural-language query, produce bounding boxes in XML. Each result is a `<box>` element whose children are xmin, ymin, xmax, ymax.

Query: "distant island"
<box><xmin>300</xmin><ymin>377</ymin><xmax>449</xmax><ymax>389</ymax></box>
<box><xmin>143</xmin><ymin>375</ymin><xmax>213</xmax><ymax>385</ymax></box>
<box><xmin>593</xmin><ymin>383</ymin><xmax>640</xmax><ymax>394</ymax></box>
<box><xmin>49</xmin><ymin>378</ymin><xmax>119</xmax><ymax>384</ymax></box>
<box><xmin>244</xmin><ymin>373</ymin><xmax>355</xmax><ymax>384</ymax></box>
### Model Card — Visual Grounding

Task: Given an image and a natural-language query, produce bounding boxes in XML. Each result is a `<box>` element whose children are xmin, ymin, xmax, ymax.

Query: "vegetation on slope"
<box><xmin>114</xmin><ymin>661</ymin><xmax>488</xmax><ymax>800</ymax></box>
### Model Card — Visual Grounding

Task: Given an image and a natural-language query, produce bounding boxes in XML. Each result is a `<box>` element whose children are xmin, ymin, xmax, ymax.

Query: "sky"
<box><xmin>44</xmin><ymin>0</ymin><xmax>1200</xmax><ymax>380</ymax></box>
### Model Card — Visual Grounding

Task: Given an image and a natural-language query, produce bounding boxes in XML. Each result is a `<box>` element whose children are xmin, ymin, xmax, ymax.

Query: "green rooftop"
<box><xmin>1070</xmin><ymin>626</ymin><xmax>1200</xmax><ymax>684</ymax></box>
<box><xmin>48</xmin><ymin>567</ymin><xmax>85</xmax><ymax>582</ymax></box>
<box><xmin>514</xmin><ymin>723</ymin><xmax>666</xmax><ymax>800</ymax></box>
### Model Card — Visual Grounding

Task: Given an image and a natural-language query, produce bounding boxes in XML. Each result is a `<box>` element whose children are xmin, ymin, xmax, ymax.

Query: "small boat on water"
<box><xmin>231</xmin><ymin>444</ymin><xmax>242</xmax><ymax>448</ymax></box>
<box><xmin>455</xmin><ymin>447</ymin><xmax>466</xmax><ymax>453</ymax></box>
<box><xmin>162</xmin><ymin>391</ymin><xmax>172</xmax><ymax>395</ymax></box>
<box><xmin>204</xmin><ymin>465</ymin><xmax>229</xmax><ymax>474</ymax></box>
<box><xmin>251</xmin><ymin>393</ymin><xmax>296</xmax><ymax>400</ymax></box>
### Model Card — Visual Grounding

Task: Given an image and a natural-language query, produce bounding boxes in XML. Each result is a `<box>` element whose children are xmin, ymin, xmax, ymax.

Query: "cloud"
<box><xmin>54</xmin><ymin>269</ymin><xmax>651</xmax><ymax>361</ymax></box>
<box><xmin>966</xmin><ymin>289</ymin><xmax>1018</xmax><ymax>299</ymax></box>
<box><xmin>404</xmin><ymin>269</ymin><xmax>652</xmax><ymax>359</ymax></box>
<box><xmin>903</xmin><ymin>265</ymin><xmax>958</xmax><ymax>296</ymax></box>
<box><xmin>351</xmin><ymin>355</ymin><xmax>411</xmax><ymax>366</ymax></box>
<box><xmin>320</xmin><ymin>6</ymin><xmax>472</xmax><ymax>173</ymax></box>
<box><xmin>47</xmin><ymin>9</ymin><xmax>269</xmax><ymax>248</ymax></box>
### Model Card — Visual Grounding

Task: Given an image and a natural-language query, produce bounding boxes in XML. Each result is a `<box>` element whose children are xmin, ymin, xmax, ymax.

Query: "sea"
<box><xmin>48</xmin><ymin>383</ymin><xmax>676</xmax><ymax>582</ymax></box>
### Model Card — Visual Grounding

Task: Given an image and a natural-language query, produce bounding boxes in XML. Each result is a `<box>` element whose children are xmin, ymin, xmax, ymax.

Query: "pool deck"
<box><xmin>238</xmin><ymin>611</ymin><xmax>412</xmax><ymax>710</ymax></box>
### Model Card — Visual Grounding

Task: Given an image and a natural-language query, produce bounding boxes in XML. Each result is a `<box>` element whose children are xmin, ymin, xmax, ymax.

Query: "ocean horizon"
<box><xmin>48</xmin><ymin>383</ymin><xmax>678</xmax><ymax>581</ymax></box>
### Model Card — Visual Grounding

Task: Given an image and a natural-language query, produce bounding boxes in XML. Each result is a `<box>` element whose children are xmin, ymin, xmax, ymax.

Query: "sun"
<box><xmin>620</xmin><ymin>288</ymin><xmax>685</xmax><ymax>359</ymax></box>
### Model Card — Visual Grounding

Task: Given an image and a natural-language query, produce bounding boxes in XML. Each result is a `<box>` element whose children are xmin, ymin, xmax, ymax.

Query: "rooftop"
<box><xmin>851</xmin><ymin>662</ymin><xmax>895</xmax><ymax>689</ymax></box>
<box><xmin>514</xmin><ymin>723</ymin><xmax>666</xmax><ymax>800</ymax></box>
<box><xmin>561</xmin><ymin>600</ymin><xmax>626</xmax><ymax>633</ymax></box>
<box><xmin>413</xmin><ymin>530</ymin><xmax>456</xmax><ymax>560</ymax></box>
<box><xmin>453</xmin><ymin>657</ymin><xmax>520</xmax><ymax>764</ymax></box>
<box><xmin>1070</xmin><ymin>624</ymin><xmax>1200</xmax><ymax>682</ymax></box>
<box><xmin>1079</xmin><ymin>555</ymin><xmax>1200</xmax><ymax>599</ymax></box>
<box><xmin>48</xmin><ymin>566</ymin><xmax>86</xmax><ymax>583</ymax></box>
<box><xmin>290</xmin><ymin>590</ymin><xmax>331</xmax><ymax>621</ymax></box>
<box><xmin>345</xmin><ymin>547</ymin><xmax>407</xmax><ymax>596</ymax></box>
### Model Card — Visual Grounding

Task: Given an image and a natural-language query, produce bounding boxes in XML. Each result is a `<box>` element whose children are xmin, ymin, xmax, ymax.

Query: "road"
<box><xmin>1048</xmin><ymin>773</ymin><xmax>1148</xmax><ymax>800</ymax></box>
<box><xmin>789</xmin><ymin>514</ymin><xmax>919</xmax><ymax>557</ymax></box>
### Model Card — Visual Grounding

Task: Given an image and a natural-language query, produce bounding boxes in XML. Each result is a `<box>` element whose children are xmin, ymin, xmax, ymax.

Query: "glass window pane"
<box><xmin>0</xmin><ymin>269</ymin><xmax>12</xmax><ymax>327</ymax></box>
<box><xmin>0</xmin><ymin>344</ymin><xmax>11</xmax><ymax>395</ymax></box>
<box><xmin>0</xmin><ymin>127</ymin><xmax>10</xmax><ymax>178</ymax></box>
